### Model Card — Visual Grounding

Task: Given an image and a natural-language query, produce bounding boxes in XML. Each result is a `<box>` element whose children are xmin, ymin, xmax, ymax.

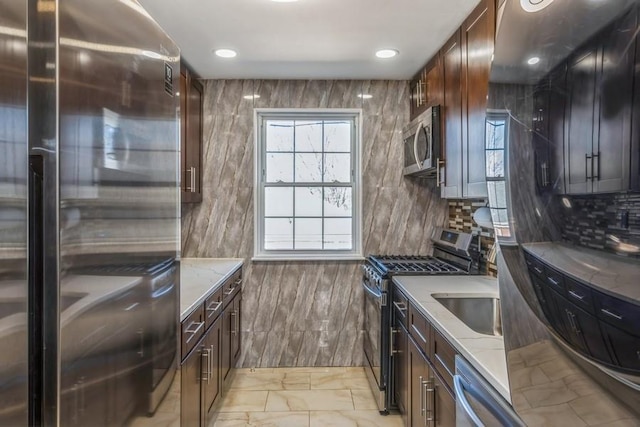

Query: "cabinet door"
<box><xmin>461</xmin><ymin>0</ymin><xmax>494</xmax><ymax>198</ymax></box>
<box><xmin>565</xmin><ymin>48</ymin><xmax>598</xmax><ymax>194</ymax></box>
<box><xmin>184</xmin><ymin>77</ymin><xmax>203</xmax><ymax>202</ymax></box>
<box><xmin>231</xmin><ymin>294</ymin><xmax>242</xmax><ymax>367</ymax></box>
<box><xmin>548</xmin><ymin>66</ymin><xmax>567</xmax><ymax>193</ymax></box>
<box><xmin>393</xmin><ymin>323</ymin><xmax>409</xmax><ymax>424</ymax></box>
<box><xmin>221</xmin><ymin>305</ymin><xmax>232</xmax><ymax>385</ymax></box>
<box><xmin>204</xmin><ymin>316</ymin><xmax>222</xmax><ymax>423</ymax></box>
<box><xmin>425</xmin><ymin>55</ymin><xmax>443</xmax><ymax>108</ymax></box>
<box><xmin>593</xmin><ymin>7</ymin><xmax>636</xmax><ymax>193</ymax></box>
<box><xmin>602</xmin><ymin>323</ymin><xmax>640</xmax><ymax>372</ymax></box>
<box><xmin>433</xmin><ymin>372</ymin><xmax>455</xmax><ymax>427</ymax></box>
<box><xmin>180</xmin><ymin>68</ymin><xmax>188</xmax><ymax>195</ymax></box>
<box><xmin>409</xmin><ymin>337</ymin><xmax>430</xmax><ymax>427</ymax></box>
<box><xmin>533</xmin><ymin>79</ymin><xmax>552</xmax><ymax>192</ymax></box>
<box><xmin>550</xmin><ymin>290</ymin><xmax>612</xmax><ymax>364</ymax></box>
<box><xmin>181</xmin><ymin>343</ymin><xmax>204</xmax><ymax>427</ymax></box>
<box><xmin>441</xmin><ymin>30</ymin><xmax>463</xmax><ymax>199</ymax></box>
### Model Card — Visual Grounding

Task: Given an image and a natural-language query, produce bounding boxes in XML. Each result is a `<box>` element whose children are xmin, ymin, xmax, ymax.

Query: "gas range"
<box><xmin>367</xmin><ymin>255</ymin><xmax>464</xmax><ymax>276</ymax></box>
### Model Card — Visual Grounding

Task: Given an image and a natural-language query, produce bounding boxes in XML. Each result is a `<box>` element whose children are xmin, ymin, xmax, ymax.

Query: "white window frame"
<box><xmin>253</xmin><ymin>108</ymin><xmax>363</xmax><ymax>261</ymax></box>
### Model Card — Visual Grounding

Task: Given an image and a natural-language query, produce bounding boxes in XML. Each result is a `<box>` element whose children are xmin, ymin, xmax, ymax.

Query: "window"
<box><xmin>485</xmin><ymin>110</ymin><xmax>514</xmax><ymax>242</ymax></box>
<box><xmin>253</xmin><ymin>109</ymin><xmax>362</xmax><ymax>260</ymax></box>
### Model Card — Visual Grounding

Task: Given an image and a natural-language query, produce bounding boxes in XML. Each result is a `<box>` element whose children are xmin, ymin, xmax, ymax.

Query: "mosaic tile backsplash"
<box><xmin>448</xmin><ymin>199</ymin><xmax>498</xmax><ymax>276</ymax></box>
<box><xmin>561</xmin><ymin>193</ymin><xmax>640</xmax><ymax>258</ymax></box>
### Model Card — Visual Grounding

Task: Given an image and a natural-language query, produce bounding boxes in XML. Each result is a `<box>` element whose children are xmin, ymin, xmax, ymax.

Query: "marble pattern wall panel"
<box><xmin>182</xmin><ymin>80</ymin><xmax>448</xmax><ymax>367</ymax></box>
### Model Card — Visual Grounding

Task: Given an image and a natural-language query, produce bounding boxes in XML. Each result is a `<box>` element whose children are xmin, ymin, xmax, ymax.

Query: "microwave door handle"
<box><xmin>413</xmin><ymin>121</ymin><xmax>423</xmax><ymax>169</ymax></box>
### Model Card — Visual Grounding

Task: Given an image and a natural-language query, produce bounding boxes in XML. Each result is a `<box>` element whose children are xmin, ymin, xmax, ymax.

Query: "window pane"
<box><xmin>486</xmin><ymin>150</ymin><xmax>504</xmax><ymax>178</ymax></box>
<box><xmin>324</xmin><ymin>218</ymin><xmax>352</xmax><ymax>249</ymax></box>
<box><xmin>486</xmin><ymin>119</ymin><xmax>505</xmax><ymax>149</ymax></box>
<box><xmin>487</xmin><ymin>181</ymin><xmax>507</xmax><ymax>209</ymax></box>
<box><xmin>324</xmin><ymin>153</ymin><xmax>351</xmax><ymax>183</ymax></box>
<box><xmin>295</xmin><ymin>218</ymin><xmax>322</xmax><ymax>249</ymax></box>
<box><xmin>265</xmin><ymin>187</ymin><xmax>293</xmax><ymax>216</ymax></box>
<box><xmin>266</xmin><ymin>153</ymin><xmax>293</xmax><ymax>182</ymax></box>
<box><xmin>295</xmin><ymin>187</ymin><xmax>322</xmax><ymax>217</ymax></box>
<box><xmin>266</xmin><ymin>120</ymin><xmax>294</xmax><ymax>151</ymax></box>
<box><xmin>295</xmin><ymin>120</ymin><xmax>322</xmax><ymax>152</ymax></box>
<box><xmin>295</xmin><ymin>153</ymin><xmax>323</xmax><ymax>182</ymax></box>
<box><xmin>324</xmin><ymin>120</ymin><xmax>351</xmax><ymax>152</ymax></box>
<box><xmin>265</xmin><ymin>218</ymin><xmax>293</xmax><ymax>249</ymax></box>
<box><xmin>324</xmin><ymin>187</ymin><xmax>352</xmax><ymax>217</ymax></box>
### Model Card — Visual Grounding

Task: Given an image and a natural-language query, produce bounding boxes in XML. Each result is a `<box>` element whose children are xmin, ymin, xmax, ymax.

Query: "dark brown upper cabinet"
<box><xmin>461</xmin><ymin>0</ymin><xmax>495</xmax><ymax>198</ymax></box>
<box><xmin>180</xmin><ymin>64</ymin><xmax>203</xmax><ymax>203</ymax></box>
<box><xmin>440</xmin><ymin>30</ymin><xmax>463</xmax><ymax>198</ymax></box>
<box><xmin>410</xmin><ymin>54</ymin><xmax>444</xmax><ymax>121</ymax></box>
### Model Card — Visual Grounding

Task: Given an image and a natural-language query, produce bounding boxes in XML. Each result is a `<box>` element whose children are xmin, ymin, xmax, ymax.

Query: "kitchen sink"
<box><xmin>434</xmin><ymin>296</ymin><xmax>502</xmax><ymax>336</ymax></box>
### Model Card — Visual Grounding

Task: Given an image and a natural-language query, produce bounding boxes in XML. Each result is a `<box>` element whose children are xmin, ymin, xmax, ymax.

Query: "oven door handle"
<box><xmin>362</xmin><ymin>280</ymin><xmax>383</xmax><ymax>300</ymax></box>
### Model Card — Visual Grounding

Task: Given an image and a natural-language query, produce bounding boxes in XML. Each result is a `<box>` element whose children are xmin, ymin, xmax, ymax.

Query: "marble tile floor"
<box><xmin>212</xmin><ymin>367</ymin><xmax>404</xmax><ymax>427</ymax></box>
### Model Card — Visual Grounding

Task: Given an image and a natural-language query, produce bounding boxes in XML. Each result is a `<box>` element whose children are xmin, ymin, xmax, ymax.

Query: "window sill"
<box><xmin>252</xmin><ymin>255</ymin><xmax>365</xmax><ymax>262</ymax></box>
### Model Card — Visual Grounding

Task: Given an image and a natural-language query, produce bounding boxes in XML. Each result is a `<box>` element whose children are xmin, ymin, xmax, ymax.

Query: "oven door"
<box><xmin>362</xmin><ymin>275</ymin><xmax>387</xmax><ymax>412</ymax></box>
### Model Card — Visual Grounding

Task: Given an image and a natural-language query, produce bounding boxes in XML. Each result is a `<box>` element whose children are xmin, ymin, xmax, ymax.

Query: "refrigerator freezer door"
<box><xmin>0</xmin><ymin>0</ymin><xmax>29</xmax><ymax>425</ymax></box>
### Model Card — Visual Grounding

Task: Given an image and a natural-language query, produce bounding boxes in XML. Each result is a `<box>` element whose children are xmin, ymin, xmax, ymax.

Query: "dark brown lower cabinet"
<box><xmin>433</xmin><ymin>371</ymin><xmax>455</xmax><ymax>427</ymax></box>
<box><xmin>409</xmin><ymin>337</ymin><xmax>432</xmax><ymax>427</ymax></box>
<box><xmin>393</xmin><ymin>323</ymin><xmax>409</xmax><ymax>424</ymax></box>
<box><xmin>181</xmin><ymin>272</ymin><xmax>243</xmax><ymax>427</ymax></box>
<box><xmin>181</xmin><ymin>341</ymin><xmax>203</xmax><ymax>427</ymax></box>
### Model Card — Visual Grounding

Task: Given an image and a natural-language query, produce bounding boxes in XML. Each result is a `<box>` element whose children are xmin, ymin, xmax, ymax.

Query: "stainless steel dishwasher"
<box><xmin>454</xmin><ymin>355</ymin><xmax>524</xmax><ymax>427</ymax></box>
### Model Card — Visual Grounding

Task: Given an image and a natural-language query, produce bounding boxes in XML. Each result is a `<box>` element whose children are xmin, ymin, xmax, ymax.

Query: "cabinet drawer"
<box><xmin>431</xmin><ymin>327</ymin><xmax>456</xmax><ymax>392</ymax></box>
<box><xmin>223</xmin><ymin>270</ymin><xmax>242</xmax><ymax>305</ymax></box>
<box><xmin>595</xmin><ymin>291</ymin><xmax>640</xmax><ymax>335</ymax></box>
<box><xmin>601</xmin><ymin>323</ymin><xmax>640</xmax><ymax>372</ymax></box>
<box><xmin>392</xmin><ymin>287</ymin><xmax>409</xmax><ymax>328</ymax></box>
<box><xmin>204</xmin><ymin>287</ymin><xmax>224</xmax><ymax>329</ymax></box>
<box><xmin>564</xmin><ymin>277</ymin><xmax>594</xmax><ymax>313</ymax></box>
<box><xmin>543</xmin><ymin>265</ymin><xmax>565</xmax><ymax>292</ymax></box>
<box><xmin>409</xmin><ymin>303</ymin><xmax>430</xmax><ymax>356</ymax></box>
<box><xmin>524</xmin><ymin>252</ymin><xmax>545</xmax><ymax>278</ymax></box>
<box><xmin>181</xmin><ymin>305</ymin><xmax>205</xmax><ymax>360</ymax></box>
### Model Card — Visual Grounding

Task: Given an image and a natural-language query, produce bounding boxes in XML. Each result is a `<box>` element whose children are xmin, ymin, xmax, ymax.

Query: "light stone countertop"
<box><xmin>522</xmin><ymin>242</ymin><xmax>640</xmax><ymax>304</ymax></box>
<box><xmin>180</xmin><ymin>258</ymin><xmax>244</xmax><ymax>321</ymax></box>
<box><xmin>392</xmin><ymin>275</ymin><xmax>510</xmax><ymax>402</ymax></box>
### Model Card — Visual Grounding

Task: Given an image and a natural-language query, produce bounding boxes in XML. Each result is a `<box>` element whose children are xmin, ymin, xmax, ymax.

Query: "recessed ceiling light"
<box><xmin>357</xmin><ymin>94</ymin><xmax>373</xmax><ymax>99</ymax></box>
<box><xmin>520</xmin><ymin>0</ymin><xmax>554</xmax><ymax>13</ymax></box>
<box><xmin>527</xmin><ymin>56</ymin><xmax>540</xmax><ymax>65</ymax></box>
<box><xmin>214</xmin><ymin>48</ymin><xmax>237</xmax><ymax>58</ymax></box>
<box><xmin>375</xmin><ymin>49</ymin><xmax>399</xmax><ymax>59</ymax></box>
<box><xmin>243</xmin><ymin>94</ymin><xmax>261</xmax><ymax>100</ymax></box>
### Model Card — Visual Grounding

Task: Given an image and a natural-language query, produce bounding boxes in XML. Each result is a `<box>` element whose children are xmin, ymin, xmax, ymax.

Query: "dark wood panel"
<box><xmin>462</xmin><ymin>0</ymin><xmax>495</xmax><ymax>197</ymax></box>
<box><xmin>441</xmin><ymin>30</ymin><xmax>463</xmax><ymax>198</ymax></box>
<box><xmin>181</xmin><ymin>64</ymin><xmax>203</xmax><ymax>203</ymax></box>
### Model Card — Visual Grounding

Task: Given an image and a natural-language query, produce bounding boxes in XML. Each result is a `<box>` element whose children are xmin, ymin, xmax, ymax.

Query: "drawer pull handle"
<box><xmin>601</xmin><ymin>308</ymin><xmax>623</xmax><ymax>321</ymax></box>
<box><xmin>548</xmin><ymin>277</ymin><xmax>560</xmax><ymax>286</ymax></box>
<box><xmin>411</xmin><ymin>324</ymin><xmax>427</xmax><ymax>346</ymax></box>
<box><xmin>533</xmin><ymin>267</ymin><xmax>543</xmax><ymax>275</ymax></box>
<box><xmin>393</xmin><ymin>301</ymin><xmax>407</xmax><ymax>313</ymax></box>
<box><xmin>185</xmin><ymin>321</ymin><xmax>204</xmax><ymax>343</ymax></box>
<box><xmin>207</xmin><ymin>301</ymin><xmax>222</xmax><ymax>313</ymax></box>
<box><xmin>568</xmin><ymin>290</ymin><xmax>585</xmax><ymax>301</ymax></box>
<box><xmin>225</xmin><ymin>287</ymin><xmax>236</xmax><ymax>296</ymax></box>
<box><xmin>235</xmin><ymin>279</ymin><xmax>243</xmax><ymax>286</ymax></box>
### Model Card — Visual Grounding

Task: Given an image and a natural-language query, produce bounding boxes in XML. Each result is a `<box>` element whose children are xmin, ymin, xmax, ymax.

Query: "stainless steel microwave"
<box><xmin>403</xmin><ymin>105</ymin><xmax>441</xmax><ymax>177</ymax></box>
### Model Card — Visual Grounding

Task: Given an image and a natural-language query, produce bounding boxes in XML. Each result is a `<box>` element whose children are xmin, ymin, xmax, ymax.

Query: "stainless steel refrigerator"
<box><xmin>483</xmin><ymin>0</ymin><xmax>640</xmax><ymax>425</ymax></box>
<box><xmin>0</xmin><ymin>0</ymin><xmax>181</xmax><ymax>425</ymax></box>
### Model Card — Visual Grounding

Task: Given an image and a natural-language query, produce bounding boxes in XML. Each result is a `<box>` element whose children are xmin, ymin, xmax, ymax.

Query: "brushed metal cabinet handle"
<box><xmin>390</xmin><ymin>328</ymin><xmax>398</xmax><ymax>355</ymax></box>
<box><xmin>601</xmin><ymin>308</ymin><xmax>623</xmax><ymax>321</ymax></box>
<box><xmin>202</xmin><ymin>348</ymin><xmax>210</xmax><ymax>383</ymax></box>
<box><xmin>425</xmin><ymin>378</ymin><xmax>435</xmax><ymax>427</ymax></box>
<box><xmin>568</xmin><ymin>290</ymin><xmax>585</xmax><ymax>301</ymax></box>
<box><xmin>419</xmin><ymin>375</ymin><xmax>425</xmax><ymax>415</ymax></box>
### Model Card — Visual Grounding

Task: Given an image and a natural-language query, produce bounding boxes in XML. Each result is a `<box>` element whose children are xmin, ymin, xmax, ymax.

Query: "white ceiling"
<box><xmin>138</xmin><ymin>0</ymin><xmax>481</xmax><ymax>80</ymax></box>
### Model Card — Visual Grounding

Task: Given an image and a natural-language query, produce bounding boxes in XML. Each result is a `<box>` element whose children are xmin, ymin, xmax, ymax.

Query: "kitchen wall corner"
<box><xmin>181</xmin><ymin>79</ymin><xmax>449</xmax><ymax>367</ymax></box>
